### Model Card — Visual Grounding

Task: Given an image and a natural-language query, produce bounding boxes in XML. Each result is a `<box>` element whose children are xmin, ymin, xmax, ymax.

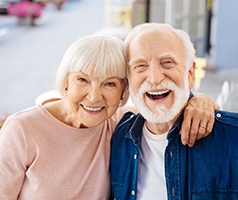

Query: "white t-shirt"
<box><xmin>137</xmin><ymin>124</ymin><xmax>168</xmax><ymax>200</ymax></box>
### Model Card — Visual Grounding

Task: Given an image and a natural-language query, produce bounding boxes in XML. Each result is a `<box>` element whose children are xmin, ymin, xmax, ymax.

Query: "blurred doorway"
<box><xmin>149</xmin><ymin>0</ymin><xmax>209</xmax><ymax>57</ymax></box>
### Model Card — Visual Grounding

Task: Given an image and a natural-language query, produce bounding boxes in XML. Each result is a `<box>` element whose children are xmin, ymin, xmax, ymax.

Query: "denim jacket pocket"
<box><xmin>192</xmin><ymin>190</ymin><xmax>238</xmax><ymax>200</ymax></box>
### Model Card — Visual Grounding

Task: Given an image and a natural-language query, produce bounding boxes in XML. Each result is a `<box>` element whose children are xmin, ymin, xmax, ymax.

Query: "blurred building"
<box><xmin>105</xmin><ymin>0</ymin><xmax>238</xmax><ymax>71</ymax></box>
<box><xmin>142</xmin><ymin>0</ymin><xmax>238</xmax><ymax>71</ymax></box>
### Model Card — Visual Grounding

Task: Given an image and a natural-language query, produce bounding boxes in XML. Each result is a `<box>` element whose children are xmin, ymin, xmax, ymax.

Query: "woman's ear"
<box><xmin>119</xmin><ymin>81</ymin><xmax>129</xmax><ymax>107</ymax></box>
<box><xmin>64</xmin><ymin>84</ymin><xmax>68</xmax><ymax>96</ymax></box>
<box><xmin>121</xmin><ymin>90</ymin><xmax>125</xmax><ymax>100</ymax></box>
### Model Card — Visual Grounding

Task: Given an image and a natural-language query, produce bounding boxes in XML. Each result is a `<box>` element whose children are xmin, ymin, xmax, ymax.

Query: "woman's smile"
<box><xmin>81</xmin><ymin>105</ymin><xmax>104</xmax><ymax>112</ymax></box>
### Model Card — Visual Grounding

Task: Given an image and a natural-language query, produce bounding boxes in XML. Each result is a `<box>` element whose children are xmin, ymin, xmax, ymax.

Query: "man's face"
<box><xmin>128</xmin><ymin>30</ymin><xmax>195</xmax><ymax>124</ymax></box>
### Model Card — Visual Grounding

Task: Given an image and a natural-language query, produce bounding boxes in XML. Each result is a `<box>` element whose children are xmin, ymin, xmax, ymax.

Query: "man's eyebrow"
<box><xmin>128</xmin><ymin>56</ymin><xmax>146</xmax><ymax>67</ymax></box>
<box><xmin>160</xmin><ymin>53</ymin><xmax>178</xmax><ymax>61</ymax></box>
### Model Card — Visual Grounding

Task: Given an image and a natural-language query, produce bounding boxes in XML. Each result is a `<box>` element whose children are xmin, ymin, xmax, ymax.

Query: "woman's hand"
<box><xmin>181</xmin><ymin>93</ymin><xmax>219</xmax><ymax>147</ymax></box>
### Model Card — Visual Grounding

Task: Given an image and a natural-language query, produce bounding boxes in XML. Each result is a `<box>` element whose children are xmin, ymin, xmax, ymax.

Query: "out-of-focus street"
<box><xmin>0</xmin><ymin>0</ymin><xmax>238</xmax><ymax>117</ymax></box>
<box><xmin>199</xmin><ymin>69</ymin><xmax>238</xmax><ymax>112</ymax></box>
<box><xmin>0</xmin><ymin>0</ymin><xmax>105</xmax><ymax>115</ymax></box>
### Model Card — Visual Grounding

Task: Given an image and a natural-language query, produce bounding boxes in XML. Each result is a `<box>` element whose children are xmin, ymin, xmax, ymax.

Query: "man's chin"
<box><xmin>141</xmin><ymin>110</ymin><xmax>176</xmax><ymax>124</ymax></box>
<box><xmin>138</xmin><ymin>98</ymin><xmax>187</xmax><ymax>124</ymax></box>
<box><xmin>130</xmin><ymin>80</ymin><xmax>190</xmax><ymax>124</ymax></box>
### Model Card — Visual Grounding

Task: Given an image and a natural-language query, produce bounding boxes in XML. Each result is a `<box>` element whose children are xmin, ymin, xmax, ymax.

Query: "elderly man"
<box><xmin>110</xmin><ymin>23</ymin><xmax>238</xmax><ymax>200</ymax></box>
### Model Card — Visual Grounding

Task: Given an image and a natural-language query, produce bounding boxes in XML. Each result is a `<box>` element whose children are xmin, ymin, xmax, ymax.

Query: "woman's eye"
<box><xmin>105</xmin><ymin>82</ymin><xmax>116</xmax><ymax>87</ymax></box>
<box><xmin>77</xmin><ymin>77</ymin><xmax>88</xmax><ymax>83</ymax></box>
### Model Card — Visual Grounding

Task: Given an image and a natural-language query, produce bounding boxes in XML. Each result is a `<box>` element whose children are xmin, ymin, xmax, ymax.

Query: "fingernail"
<box><xmin>188</xmin><ymin>143</ymin><xmax>194</xmax><ymax>148</ymax></box>
<box><xmin>182</xmin><ymin>141</ymin><xmax>187</xmax><ymax>146</ymax></box>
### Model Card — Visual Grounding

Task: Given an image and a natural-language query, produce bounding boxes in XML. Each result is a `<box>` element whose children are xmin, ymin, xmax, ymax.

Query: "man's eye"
<box><xmin>162</xmin><ymin>60</ymin><xmax>172</xmax><ymax>64</ymax></box>
<box><xmin>133</xmin><ymin>64</ymin><xmax>148</xmax><ymax>72</ymax></box>
<box><xmin>137</xmin><ymin>64</ymin><xmax>147</xmax><ymax>68</ymax></box>
<box><xmin>161</xmin><ymin>60</ymin><xmax>175</xmax><ymax>68</ymax></box>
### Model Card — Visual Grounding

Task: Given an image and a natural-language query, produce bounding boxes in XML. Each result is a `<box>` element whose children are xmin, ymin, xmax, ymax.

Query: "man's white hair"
<box><xmin>124</xmin><ymin>23</ymin><xmax>196</xmax><ymax>71</ymax></box>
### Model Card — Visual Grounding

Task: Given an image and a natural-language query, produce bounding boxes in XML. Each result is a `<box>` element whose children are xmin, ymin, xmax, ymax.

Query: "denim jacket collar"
<box><xmin>125</xmin><ymin>114</ymin><xmax>145</xmax><ymax>143</ymax></box>
<box><xmin>124</xmin><ymin>92</ymin><xmax>193</xmax><ymax>143</ymax></box>
<box><xmin>125</xmin><ymin>112</ymin><xmax>184</xmax><ymax>143</ymax></box>
<box><xmin>167</xmin><ymin>113</ymin><xmax>183</xmax><ymax>139</ymax></box>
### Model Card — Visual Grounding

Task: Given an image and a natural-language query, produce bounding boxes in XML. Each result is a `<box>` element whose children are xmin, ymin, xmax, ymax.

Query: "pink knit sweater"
<box><xmin>0</xmin><ymin>105</ymin><xmax>117</xmax><ymax>200</ymax></box>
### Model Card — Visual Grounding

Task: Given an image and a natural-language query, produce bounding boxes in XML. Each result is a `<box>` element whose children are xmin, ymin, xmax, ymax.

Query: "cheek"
<box><xmin>129</xmin><ymin>72</ymin><xmax>143</xmax><ymax>92</ymax></box>
<box><xmin>106</xmin><ymin>88</ymin><xmax>123</xmax><ymax>106</ymax></box>
<box><xmin>169</xmin><ymin>70</ymin><xmax>186</xmax><ymax>88</ymax></box>
<box><xmin>110</xmin><ymin>92</ymin><xmax>122</xmax><ymax>104</ymax></box>
<box><xmin>67</xmin><ymin>87</ymin><xmax>84</xmax><ymax>102</ymax></box>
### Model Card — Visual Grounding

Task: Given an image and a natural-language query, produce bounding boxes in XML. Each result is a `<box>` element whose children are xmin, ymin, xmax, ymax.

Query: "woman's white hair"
<box><xmin>124</xmin><ymin>23</ymin><xmax>196</xmax><ymax>70</ymax></box>
<box><xmin>55</xmin><ymin>34</ymin><xmax>129</xmax><ymax>106</ymax></box>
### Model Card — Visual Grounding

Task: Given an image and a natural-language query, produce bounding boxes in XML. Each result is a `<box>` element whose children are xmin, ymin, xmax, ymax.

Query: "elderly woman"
<box><xmin>0</xmin><ymin>34</ymin><xmax>216</xmax><ymax>199</ymax></box>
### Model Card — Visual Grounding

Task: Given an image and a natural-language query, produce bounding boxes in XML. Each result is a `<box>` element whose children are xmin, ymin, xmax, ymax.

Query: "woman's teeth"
<box><xmin>83</xmin><ymin>105</ymin><xmax>103</xmax><ymax>112</ymax></box>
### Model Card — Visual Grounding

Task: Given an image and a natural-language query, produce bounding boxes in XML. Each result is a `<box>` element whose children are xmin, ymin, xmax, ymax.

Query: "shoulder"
<box><xmin>6</xmin><ymin>106</ymin><xmax>40</xmax><ymax>123</ymax></box>
<box><xmin>112</xmin><ymin>112</ymin><xmax>135</xmax><ymax>137</ymax></box>
<box><xmin>0</xmin><ymin>106</ymin><xmax>42</xmax><ymax>144</ymax></box>
<box><xmin>215</xmin><ymin>110</ymin><xmax>238</xmax><ymax>128</ymax></box>
<box><xmin>116</xmin><ymin>111</ymin><xmax>139</xmax><ymax>129</ymax></box>
<box><xmin>1</xmin><ymin>105</ymin><xmax>46</xmax><ymax>134</ymax></box>
<box><xmin>112</xmin><ymin>104</ymin><xmax>138</xmax><ymax>123</ymax></box>
<box><xmin>111</xmin><ymin>112</ymin><xmax>141</xmax><ymax>140</ymax></box>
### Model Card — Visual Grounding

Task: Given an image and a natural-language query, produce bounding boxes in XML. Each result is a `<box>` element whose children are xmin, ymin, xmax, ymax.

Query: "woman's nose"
<box><xmin>87</xmin><ymin>87</ymin><xmax>103</xmax><ymax>103</ymax></box>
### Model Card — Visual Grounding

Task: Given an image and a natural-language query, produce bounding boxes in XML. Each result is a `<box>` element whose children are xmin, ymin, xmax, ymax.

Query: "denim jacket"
<box><xmin>110</xmin><ymin>110</ymin><xmax>238</xmax><ymax>200</ymax></box>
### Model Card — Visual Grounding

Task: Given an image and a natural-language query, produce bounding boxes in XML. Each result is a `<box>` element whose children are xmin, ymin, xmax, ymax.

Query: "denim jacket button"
<box><xmin>170</xmin><ymin>150</ymin><xmax>173</xmax><ymax>158</ymax></box>
<box><xmin>216</xmin><ymin>113</ymin><xmax>221</xmax><ymax>118</ymax></box>
<box><xmin>131</xmin><ymin>190</ymin><xmax>135</xmax><ymax>195</ymax></box>
<box><xmin>172</xmin><ymin>187</ymin><xmax>175</xmax><ymax>196</ymax></box>
<box><xmin>134</xmin><ymin>154</ymin><xmax>137</xmax><ymax>159</ymax></box>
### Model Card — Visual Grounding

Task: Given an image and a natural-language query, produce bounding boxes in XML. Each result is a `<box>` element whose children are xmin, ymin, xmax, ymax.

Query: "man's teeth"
<box><xmin>147</xmin><ymin>89</ymin><xmax>170</xmax><ymax>95</ymax></box>
<box><xmin>83</xmin><ymin>105</ymin><xmax>103</xmax><ymax>111</ymax></box>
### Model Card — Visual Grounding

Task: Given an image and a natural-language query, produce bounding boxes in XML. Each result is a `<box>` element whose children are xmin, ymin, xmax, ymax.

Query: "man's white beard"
<box><xmin>129</xmin><ymin>79</ymin><xmax>190</xmax><ymax>123</ymax></box>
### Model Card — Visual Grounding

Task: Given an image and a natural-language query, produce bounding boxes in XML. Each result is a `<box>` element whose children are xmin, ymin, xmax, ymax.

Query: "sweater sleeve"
<box><xmin>0</xmin><ymin>116</ymin><xmax>29</xmax><ymax>199</ymax></box>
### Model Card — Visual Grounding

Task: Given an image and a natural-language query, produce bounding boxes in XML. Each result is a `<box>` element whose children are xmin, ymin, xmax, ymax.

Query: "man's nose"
<box><xmin>147</xmin><ymin>64</ymin><xmax>165</xmax><ymax>86</ymax></box>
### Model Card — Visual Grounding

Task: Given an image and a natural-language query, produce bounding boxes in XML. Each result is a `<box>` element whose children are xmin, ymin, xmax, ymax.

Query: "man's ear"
<box><xmin>188</xmin><ymin>62</ymin><xmax>196</xmax><ymax>89</ymax></box>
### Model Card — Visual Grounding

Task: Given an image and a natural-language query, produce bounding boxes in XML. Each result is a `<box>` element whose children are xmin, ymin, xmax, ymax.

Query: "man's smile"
<box><xmin>146</xmin><ymin>89</ymin><xmax>171</xmax><ymax>100</ymax></box>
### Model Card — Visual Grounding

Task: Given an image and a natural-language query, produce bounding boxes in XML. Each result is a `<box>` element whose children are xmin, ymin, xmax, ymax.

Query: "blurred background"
<box><xmin>0</xmin><ymin>0</ymin><xmax>238</xmax><ymax>121</ymax></box>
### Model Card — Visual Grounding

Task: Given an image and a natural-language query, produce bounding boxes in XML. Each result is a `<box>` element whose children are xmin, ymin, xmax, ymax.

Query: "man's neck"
<box><xmin>145</xmin><ymin>120</ymin><xmax>176</xmax><ymax>135</ymax></box>
<box><xmin>144</xmin><ymin>109</ymin><xmax>183</xmax><ymax>135</ymax></box>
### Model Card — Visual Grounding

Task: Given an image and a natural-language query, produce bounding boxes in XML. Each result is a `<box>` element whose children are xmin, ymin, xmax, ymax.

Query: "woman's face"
<box><xmin>66</xmin><ymin>72</ymin><xmax>125</xmax><ymax>128</ymax></box>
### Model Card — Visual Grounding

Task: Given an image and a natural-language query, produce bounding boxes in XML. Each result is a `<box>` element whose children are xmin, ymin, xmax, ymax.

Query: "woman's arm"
<box><xmin>0</xmin><ymin>116</ymin><xmax>27</xmax><ymax>199</ymax></box>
